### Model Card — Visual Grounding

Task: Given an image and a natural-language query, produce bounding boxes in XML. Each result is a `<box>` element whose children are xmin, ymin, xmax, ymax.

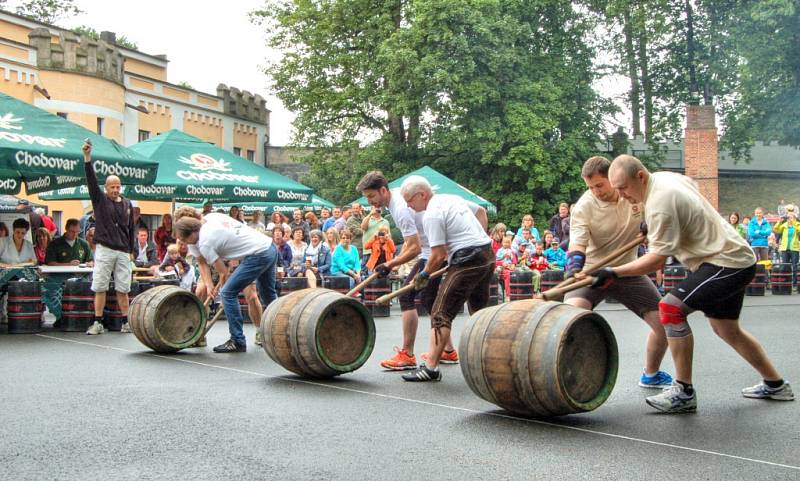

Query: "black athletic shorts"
<box><xmin>670</xmin><ymin>263</ymin><xmax>756</xmax><ymax>320</ymax></box>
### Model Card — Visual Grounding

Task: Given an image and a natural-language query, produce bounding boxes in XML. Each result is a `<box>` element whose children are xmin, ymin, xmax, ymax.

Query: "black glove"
<box><xmin>564</xmin><ymin>251</ymin><xmax>585</xmax><ymax>279</ymax></box>
<box><xmin>590</xmin><ymin>267</ymin><xmax>618</xmax><ymax>289</ymax></box>
<box><xmin>640</xmin><ymin>221</ymin><xmax>648</xmax><ymax>236</ymax></box>
<box><xmin>374</xmin><ymin>263</ymin><xmax>392</xmax><ymax>278</ymax></box>
<box><xmin>413</xmin><ymin>271</ymin><xmax>430</xmax><ymax>291</ymax></box>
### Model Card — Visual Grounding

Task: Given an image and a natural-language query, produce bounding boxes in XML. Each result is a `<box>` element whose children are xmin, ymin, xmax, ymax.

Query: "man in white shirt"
<box><xmin>597</xmin><ymin>155</ymin><xmax>793</xmax><ymax>413</ymax></box>
<box><xmin>174</xmin><ymin>213</ymin><xmax>277</xmax><ymax>353</ymax></box>
<box><xmin>357</xmin><ymin>172</ymin><xmax>476</xmax><ymax>371</ymax></box>
<box><xmin>400</xmin><ymin>178</ymin><xmax>493</xmax><ymax>382</ymax></box>
<box><xmin>565</xmin><ymin>156</ymin><xmax>672</xmax><ymax>389</ymax></box>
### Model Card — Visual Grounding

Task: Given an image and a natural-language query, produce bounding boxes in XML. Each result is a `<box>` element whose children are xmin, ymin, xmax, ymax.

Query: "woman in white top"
<box><xmin>0</xmin><ymin>218</ymin><xmax>36</xmax><ymax>266</ymax></box>
<box><xmin>287</xmin><ymin>226</ymin><xmax>308</xmax><ymax>277</ymax></box>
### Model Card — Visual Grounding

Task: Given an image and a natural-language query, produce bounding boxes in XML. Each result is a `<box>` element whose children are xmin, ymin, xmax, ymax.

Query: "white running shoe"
<box><xmin>86</xmin><ymin>321</ymin><xmax>106</xmax><ymax>335</ymax></box>
<box><xmin>742</xmin><ymin>382</ymin><xmax>794</xmax><ymax>401</ymax></box>
<box><xmin>120</xmin><ymin>322</ymin><xmax>132</xmax><ymax>333</ymax></box>
<box><xmin>645</xmin><ymin>383</ymin><xmax>697</xmax><ymax>413</ymax></box>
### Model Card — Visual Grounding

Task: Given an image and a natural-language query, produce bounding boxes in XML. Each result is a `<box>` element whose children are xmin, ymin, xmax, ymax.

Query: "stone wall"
<box><xmin>28</xmin><ymin>28</ymin><xmax>124</xmax><ymax>84</ymax></box>
<box><xmin>217</xmin><ymin>83</ymin><xmax>268</xmax><ymax>124</ymax></box>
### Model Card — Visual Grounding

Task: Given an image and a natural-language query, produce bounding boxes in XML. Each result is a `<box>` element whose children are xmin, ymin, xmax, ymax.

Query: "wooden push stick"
<box><xmin>132</xmin><ymin>267</ymin><xmax>153</xmax><ymax>272</ymax></box>
<box><xmin>375</xmin><ymin>267</ymin><xmax>448</xmax><ymax>305</ymax></box>
<box><xmin>134</xmin><ymin>276</ymin><xmax>157</xmax><ymax>281</ymax></box>
<box><xmin>540</xmin><ymin>277</ymin><xmax>595</xmax><ymax>301</ymax></box>
<box><xmin>550</xmin><ymin>234</ymin><xmax>646</xmax><ymax>291</ymax></box>
<box><xmin>347</xmin><ymin>271</ymin><xmax>380</xmax><ymax>297</ymax></box>
<box><xmin>201</xmin><ymin>307</ymin><xmax>226</xmax><ymax>338</ymax></box>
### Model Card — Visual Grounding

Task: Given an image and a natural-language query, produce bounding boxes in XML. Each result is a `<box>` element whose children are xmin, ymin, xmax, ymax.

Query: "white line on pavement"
<box><xmin>35</xmin><ymin>334</ymin><xmax>800</xmax><ymax>472</ymax></box>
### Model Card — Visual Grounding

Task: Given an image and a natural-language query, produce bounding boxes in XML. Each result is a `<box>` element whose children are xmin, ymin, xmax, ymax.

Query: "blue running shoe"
<box><xmin>639</xmin><ymin>370</ymin><xmax>673</xmax><ymax>389</ymax></box>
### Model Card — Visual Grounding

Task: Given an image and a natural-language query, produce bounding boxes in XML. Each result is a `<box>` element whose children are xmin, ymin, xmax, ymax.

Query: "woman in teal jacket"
<box><xmin>747</xmin><ymin>207</ymin><xmax>772</xmax><ymax>261</ymax></box>
<box><xmin>331</xmin><ymin>228</ymin><xmax>361</xmax><ymax>287</ymax></box>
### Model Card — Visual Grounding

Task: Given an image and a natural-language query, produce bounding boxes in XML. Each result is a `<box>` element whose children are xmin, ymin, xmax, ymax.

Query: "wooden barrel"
<box><xmin>771</xmin><ymin>263</ymin><xmax>793</xmax><ymax>295</ymax></box>
<box><xmin>7</xmin><ymin>281</ymin><xmax>43</xmax><ymax>334</ymax></box>
<box><xmin>509</xmin><ymin>271</ymin><xmax>534</xmax><ymax>301</ymax></box>
<box><xmin>363</xmin><ymin>277</ymin><xmax>391</xmax><ymax>317</ymax></box>
<box><xmin>663</xmin><ymin>265</ymin><xmax>688</xmax><ymax>291</ymax></box>
<box><xmin>540</xmin><ymin>270</ymin><xmax>564</xmax><ymax>293</ymax></box>
<box><xmin>459</xmin><ymin>299</ymin><xmax>618</xmax><ymax>417</ymax></box>
<box><xmin>260</xmin><ymin>288</ymin><xmax>375</xmax><ymax>378</ymax></box>
<box><xmin>61</xmin><ymin>279</ymin><xmax>95</xmax><ymax>332</ymax></box>
<box><xmin>746</xmin><ymin>263</ymin><xmax>767</xmax><ymax>296</ymax></box>
<box><xmin>488</xmin><ymin>273</ymin><xmax>499</xmax><ymax>306</ymax></box>
<box><xmin>128</xmin><ymin>285</ymin><xmax>206</xmax><ymax>353</ymax></box>
<box><xmin>324</xmin><ymin>276</ymin><xmax>356</xmax><ymax>297</ymax></box>
<box><xmin>104</xmin><ymin>281</ymin><xmax>137</xmax><ymax>331</ymax></box>
<box><xmin>280</xmin><ymin>276</ymin><xmax>308</xmax><ymax>297</ymax></box>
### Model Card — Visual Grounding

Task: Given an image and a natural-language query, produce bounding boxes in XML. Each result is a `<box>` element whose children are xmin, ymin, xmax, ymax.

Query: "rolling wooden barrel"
<box><xmin>746</xmin><ymin>263</ymin><xmax>767</xmax><ymax>296</ymax></box>
<box><xmin>663</xmin><ymin>265</ymin><xmax>688</xmax><ymax>291</ymax></box>
<box><xmin>128</xmin><ymin>285</ymin><xmax>206</xmax><ymax>353</ymax></box>
<box><xmin>61</xmin><ymin>279</ymin><xmax>95</xmax><ymax>332</ymax></box>
<box><xmin>260</xmin><ymin>288</ymin><xmax>375</xmax><ymax>378</ymax></box>
<box><xmin>770</xmin><ymin>263</ymin><xmax>793</xmax><ymax>295</ymax></box>
<box><xmin>460</xmin><ymin>299</ymin><xmax>618</xmax><ymax>417</ymax></box>
<box><xmin>540</xmin><ymin>270</ymin><xmax>564</xmax><ymax>293</ymax></box>
<box><xmin>7</xmin><ymin>281</ymin><xmax>43</xmax><ymax>334</ymax></box>
<box><xmin>363</xmin><ymin>277</ymin><xmax>391</xmax><ymax>317</ymax></box>
<box><xmin>509</xmin><ymin>271</ymin><xmax>534</xmax><ymax>301</ymax></box>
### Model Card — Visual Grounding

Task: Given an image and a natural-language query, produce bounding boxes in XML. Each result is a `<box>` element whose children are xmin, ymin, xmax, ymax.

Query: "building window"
<box><xmin>246</xmin><ymin>150</ymin><xmax>255</xmax><ymax>161</ymax></box>
<box><xmin>56</xmin><ymin>112</ymin><xmax>68</xmax><ymax>119</ymax></box>
<box><xmin>138</xmin><ymin>130</ymin><xmax>151</xmax><ymax>142</ymax></box>
<box><xmin>96</xmin><ymin>117</ymin><xmax>104</xmax><ymax>135</ymax></box>
<box><xmin>233</xmin><ymin>147</ymin><xmax>241</xmax><ymax>157</ymax></box>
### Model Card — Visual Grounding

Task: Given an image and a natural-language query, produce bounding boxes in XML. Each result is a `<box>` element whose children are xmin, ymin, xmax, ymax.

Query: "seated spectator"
<box><xmin>515</xmin><ymin>214</ymin><xmax>541</xmax><ymax>241</ymax></box>
<box><xmin>305</xmin><ymin>211</ymin><xmax>321</xmax><ymax>232</ymax></box>
<box><xmin>331</xmin><ymin>228</ymin><xmax>361</xmax><ymax>287</ymax></box>
<box><xmin>322</xmin><ymin>207</ymin><xmax>338</xmax><ymax>232</ymax></box>
<box><xmin>0</xmin><ymin>221</ymin><xmax>7</xmax><ymax>238</ymax></box>
<box><xmin>273</xmin><ymin>227</ymin><xmax>292</xmax><ymax>279</ymax></box>
<box><xmin>133</xmin><ymin>227</ymin><xmax>159</xmax><ymax>272</ymax></box>
<box><xmin>36</xmin><ymin>208</ymin><xmax>57</xmax><ymax>236</ymax></box>
<box><xmin>728</xmin><ymin>212</ymin><xmax>746</xmax><ymax>239</ymax></box>
<box><xmin>490</xmin><ymin>223</ymin><xmax>507</xmax><ymax>253</ymax></box>
<box><xmin>45</xmin><ymin>219</ymin><xmax>93</xmax><ymax>266</ymax></box>
<box><xmin>495</xmin><ymin>235</ymin><xmax>517</xmax><ymax>301</ymax></box>
<box><xmin>544</xmin><ymin>238</ymin><xmax>567</xmax><ymax>269</ymax></box>
<box><xmin>748</xmin><ymin>207</ymin><xmax>771</xmax><ymax>262</ymax></box>
<box><xmin>364</xmin><ymin>225</ymin><xmax>396</xmax><ymax>274</ymax></box>
<box><xmin>154</xmin><ymin>214</ymin><xmax>175</xmax><ymax>262</ymax></box>
<box><xmin>515</xmin><ymin>242</ymin><xmax>544</xmax><ymax>293</ymax></box>
<box><xmin>33</xmin><ymin>227</ymin><xmax>51</xmax><ymax>265</ymax></box>
<box><xmin>287</xmin><ymin>226</ymin><xmax>309</xmax><ymax>277</ymax></box>
<box><xmin>512</xmin><ymin>227</ymin><xmax>535</xmax><ymax>256</ymax></box>
<box><xmin>325</xmin><ymin>227</ymin><xmax>340</xmax><ymax>252</ymax></box>
<box><xmin>303</xmin><ymin>229</ymin><xmax>331</xmax><ymax>288</ymax></box>
<box><xmin>157</xmin><ymin>243</ymin><xmax>194</xmax><ymax>290</ymax></box>
<box><xmin>0</xmin><ymin>218</ymin><xmax>35</xmax><ymax>266</ymax></box>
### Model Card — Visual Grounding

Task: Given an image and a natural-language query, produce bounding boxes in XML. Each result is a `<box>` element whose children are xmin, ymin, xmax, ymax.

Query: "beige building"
<box><xmin>0</xmin><ymin>9</ymin><xmax>271</xmax><ymax>227</ymax></box>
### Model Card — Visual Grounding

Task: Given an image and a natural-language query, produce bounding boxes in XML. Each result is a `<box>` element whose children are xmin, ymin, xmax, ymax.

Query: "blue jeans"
<box><xmin>220</xmin><ymin>245</ymin><xmax>278</xmax><ymax>345</ymax></box>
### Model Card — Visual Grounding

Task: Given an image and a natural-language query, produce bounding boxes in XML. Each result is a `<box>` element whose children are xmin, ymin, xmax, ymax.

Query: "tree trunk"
<box><xmin>623</xmin><ymin>9</ymin><xmax>642</xmax><ymax>137</ymax></box>
<box><xmin>407</xmin><ymin>112</ymin><xmax>420</xmax><ymax>148</ymax></box>
<box><xmin>637</xmin><ymin>29</ymin><xmax>653</xmax><ymax>142</ymax></box>
<box><xmin>685</xmin><ymin>0</ymin><xmax>700</xmax><ymax>99</ymax></box>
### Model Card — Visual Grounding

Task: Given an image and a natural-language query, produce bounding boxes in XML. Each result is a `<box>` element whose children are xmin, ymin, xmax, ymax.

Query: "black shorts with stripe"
<box><xmin>670</xmin><ymin>263</ymin><xmax>756</xmax><ymax>320</ymax></box>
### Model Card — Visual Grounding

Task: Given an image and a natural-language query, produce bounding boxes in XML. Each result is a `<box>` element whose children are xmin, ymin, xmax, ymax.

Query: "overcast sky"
<box><xmin>7</xmin><ymin>0</ymin><xmax>631</xmax><ymax>145</ymax></box>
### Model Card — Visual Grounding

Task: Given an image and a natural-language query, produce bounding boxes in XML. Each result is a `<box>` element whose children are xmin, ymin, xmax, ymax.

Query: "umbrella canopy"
<box><xmin>353</xmin><ymin>165</ymin><xmax>497</xmax><ymax>215</ymax></box>
<box><xmin>0</xmin><ymin>93</ymin><xmax>158</xmax><ymax>194</ymax></box>
<box><xmin>185</xmin><ymin>194</ymin><xmax>336</xmax><ymax>215</ymax></box>
<box><xmin>127</xmin><ymin>130</ymin><xmax>314</xmax><ymax>202</ymax></box>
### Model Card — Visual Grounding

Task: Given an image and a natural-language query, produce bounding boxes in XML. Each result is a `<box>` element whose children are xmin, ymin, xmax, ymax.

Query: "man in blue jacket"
<box><xmin>748</xmin><ymin>207</ymin><xmax>771</xmax><ymax>262</ymax></box>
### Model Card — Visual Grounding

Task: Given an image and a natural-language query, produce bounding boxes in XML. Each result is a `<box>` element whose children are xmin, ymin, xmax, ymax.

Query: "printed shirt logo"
<box><xmin>0</xmin><ymin>113</ymin><xmax>23</xmax><ymax>130</ymax></box>
<box><xmin>178</xmin><ymin>153</ymin><xmax>232</xmax><ymax>172</ymax></box>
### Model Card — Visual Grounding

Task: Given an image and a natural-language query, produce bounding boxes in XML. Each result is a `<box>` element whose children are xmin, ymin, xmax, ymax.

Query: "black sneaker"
<box><xmin>401</xmin><ymin>364</ymin><xmax>441</xmax><ymax>382</ymax></box>
<box><xmin>213</xmin><ymin>339</ymin><xmax>247</xmax><ymax>353</ymax></box>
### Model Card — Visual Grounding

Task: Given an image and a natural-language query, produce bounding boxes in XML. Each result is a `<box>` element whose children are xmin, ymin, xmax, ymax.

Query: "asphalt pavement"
<box><xmin>1</xmin><ymin>294</ymin><xmax>798</xmax><ymax>480</ymax></box>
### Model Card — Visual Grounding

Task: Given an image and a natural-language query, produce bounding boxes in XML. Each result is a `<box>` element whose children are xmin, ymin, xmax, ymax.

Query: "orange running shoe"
<box><xmin>421</xmin><ymin>350</ymin><xmax>459</xmax><ymax>365</ymax></box>
<box><xmin>380</xmin><ymin>347</ymin><xmax>417</xmax><ymax>371</ymax></box>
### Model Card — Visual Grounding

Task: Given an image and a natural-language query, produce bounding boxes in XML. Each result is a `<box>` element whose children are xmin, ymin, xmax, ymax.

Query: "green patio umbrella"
<box><xmin>352</xmin><ymin>165</ymin><xmax>497</xmax><ymax>215</ymax></box>
<box><xmin>184</xmin><ymin>194</ymin><xmax>336</xmax><ymax>215</ymax></box>
<box><xmin>0</xmin><ymin>93</ymin><xmax>158</xmax><ymax>195</ymax></box>
<box><xmin>128</xmin><ymin>130</ymin><xmax>314</xmax><ymax>202</ymax></box>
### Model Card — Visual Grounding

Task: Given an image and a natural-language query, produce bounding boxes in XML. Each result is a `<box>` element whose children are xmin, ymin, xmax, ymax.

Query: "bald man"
<box><xmin>596</xmin><ymin>155</ymin><xmax>792</xmax><ymax>413</ymax></box>
<box><xmin>83</xmin><ymin>141</ymin><xmax>136</xmax><ymax>335</ymax></box>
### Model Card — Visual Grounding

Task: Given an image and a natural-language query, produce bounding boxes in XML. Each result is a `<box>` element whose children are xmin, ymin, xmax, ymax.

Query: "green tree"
<box><xmin>15</xmin><ymin>0</ymin><xmax>82</xmax><ymax>25</ymax></box>
<box><xmin>254</xmin><ymin>0</ymin><xmax>610</xmax><ymax>225</ymax></box>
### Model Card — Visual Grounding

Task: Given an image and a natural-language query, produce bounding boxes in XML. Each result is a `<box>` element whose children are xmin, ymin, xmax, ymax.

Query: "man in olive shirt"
<box><xmin>45</xmin><ymin>219</ymin><xmax>93</xmax><ymax>266</ymax></box>
<box><xmin>598</xmin><ymin>155</ymin><xmax>793</xmax><ymax>414</ymax></box>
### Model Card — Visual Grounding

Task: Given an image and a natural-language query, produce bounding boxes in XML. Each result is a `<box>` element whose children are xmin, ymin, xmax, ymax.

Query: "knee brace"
<box><xmin>658</xmin><ymin>300</ymin><xmax>692</xmax><ymax>338</ymax></box>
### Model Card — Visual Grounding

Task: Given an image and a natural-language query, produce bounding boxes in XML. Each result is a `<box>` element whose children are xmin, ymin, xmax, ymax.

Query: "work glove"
<box><xmin>413</xmin><ymin>271</ymin><xmax>430</xmax><ymax>291</ymax></box>
<box><xmin>374</xmin><ymin>263</ymin><xmax>392</xmax><ymax>278</ymax></box>
<box><xmin>564</xmin><ymin>251</ymin><xmax>586</xmax><ymax>279</ymax></box>
<box><xmin>590</xmin><ymin>267</ymin><xmax>618</xmax><ymax>289</ymax></box>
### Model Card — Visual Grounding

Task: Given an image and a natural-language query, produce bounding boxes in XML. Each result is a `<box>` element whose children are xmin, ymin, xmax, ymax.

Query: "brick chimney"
<box><xmin>684</xmin><ymin>104</ymin><xmax>719</xmax><ymax>210</ymax></box>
